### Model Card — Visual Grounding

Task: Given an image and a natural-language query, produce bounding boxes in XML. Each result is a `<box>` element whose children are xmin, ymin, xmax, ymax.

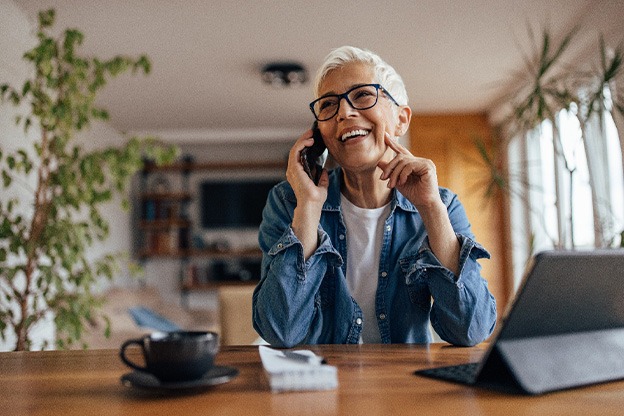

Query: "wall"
<box><xmin>409</xmin><ymin>113</ymin><xmax>512</xmax><ymax>316</ymax></box>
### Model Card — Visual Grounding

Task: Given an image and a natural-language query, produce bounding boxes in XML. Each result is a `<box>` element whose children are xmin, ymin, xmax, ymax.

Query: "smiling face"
<box><xmin>316</xmin><ymin>62</ymin><xmax>410</xmax><ymax>174</ymax></box>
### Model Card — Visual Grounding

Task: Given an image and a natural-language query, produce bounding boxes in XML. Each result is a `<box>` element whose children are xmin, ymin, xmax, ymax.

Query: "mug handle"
<box><xmin>119</xmin><ymin>338</ymin><xmax>148</xmax><ymax>372</ymax></box>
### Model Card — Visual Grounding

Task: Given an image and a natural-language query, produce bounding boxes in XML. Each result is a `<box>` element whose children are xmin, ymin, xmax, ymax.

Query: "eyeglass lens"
<box><xmin>312</xmin><ymin>85</ymin><xmax>380</xmax><ymax>121</ymax></box>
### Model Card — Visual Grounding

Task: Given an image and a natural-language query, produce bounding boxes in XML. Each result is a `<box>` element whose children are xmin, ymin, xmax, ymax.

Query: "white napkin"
<box><xmin>259</xmin><ymin>345</ymin><xmax>338</xmax><ymax>392</ymax></box>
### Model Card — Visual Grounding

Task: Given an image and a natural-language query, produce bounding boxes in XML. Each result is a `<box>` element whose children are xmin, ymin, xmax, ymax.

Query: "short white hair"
<box><xmin>313</xmin><ymin>46</ymin><xmax>409</xmax><ymax>106</ymax></box>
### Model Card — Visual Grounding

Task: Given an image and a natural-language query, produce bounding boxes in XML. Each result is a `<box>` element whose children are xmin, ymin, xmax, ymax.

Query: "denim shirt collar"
<box><xmin>323</xmin><ymin>167</ymin><xmax>418</xmax><ymax>214</ymax></box>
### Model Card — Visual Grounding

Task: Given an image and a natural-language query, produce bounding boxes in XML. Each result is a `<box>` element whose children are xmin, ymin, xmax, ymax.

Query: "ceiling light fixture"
<box><xmin>261</xmin><ymin>62</ymin><xmax>307</xmax><ymax>88</ymax></box>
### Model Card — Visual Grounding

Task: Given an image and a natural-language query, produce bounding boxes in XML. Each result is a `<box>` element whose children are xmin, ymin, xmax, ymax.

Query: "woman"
<box><xmin>253</xmin><ymin>46</ymin><xmax>496</xmax><ymax>347</ymax></box>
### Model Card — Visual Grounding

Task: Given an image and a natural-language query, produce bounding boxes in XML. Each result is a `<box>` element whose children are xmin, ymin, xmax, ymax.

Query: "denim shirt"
<box><xmin>252</xmin><ymin>168</ymin><xmax>496</xmax><ymax>348</ymax></box>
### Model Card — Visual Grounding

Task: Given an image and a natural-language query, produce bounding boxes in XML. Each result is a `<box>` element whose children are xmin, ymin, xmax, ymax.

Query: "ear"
<box><xmin>394</xmin><ymin>105</ymin><xmax>412</xmax><ymax>137</ymax></box>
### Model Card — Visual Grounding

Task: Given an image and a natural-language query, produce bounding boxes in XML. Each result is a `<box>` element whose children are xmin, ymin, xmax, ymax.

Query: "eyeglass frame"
<box><xmin>309</xmin><ymin>83</ymin><xmax>401</xmax><ymax>121</ymax></box>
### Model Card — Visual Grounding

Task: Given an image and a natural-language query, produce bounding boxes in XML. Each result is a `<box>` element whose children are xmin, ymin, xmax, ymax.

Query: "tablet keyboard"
<box><xmin>415</xmin><ymin>362</ymin><xmax>480</xmax><ymax>384</ymax></box>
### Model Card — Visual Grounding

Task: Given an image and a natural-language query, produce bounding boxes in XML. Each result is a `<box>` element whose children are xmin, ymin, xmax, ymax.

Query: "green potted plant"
<box><xmin>478</xmin><ymin>25</ymin><xmax>624</xmax><ymax>249</ymax></box>
<box><xmin>0</xmin><ymin>9</ymin><xmax>177</xmax><ymax>351</ymax></box>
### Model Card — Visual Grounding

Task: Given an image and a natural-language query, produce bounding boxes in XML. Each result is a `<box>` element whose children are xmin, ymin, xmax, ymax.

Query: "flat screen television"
<box><xmin>200</xmin><ymin>179</ymin><xmax>281</xmax><ymax>229</ymax></box>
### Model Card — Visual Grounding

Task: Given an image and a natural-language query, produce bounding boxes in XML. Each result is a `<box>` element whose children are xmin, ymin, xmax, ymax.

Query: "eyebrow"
<box><xmin>318</xmin><ymin>83</ymin><xmax>372</xmax><ymax>99</ymax></box>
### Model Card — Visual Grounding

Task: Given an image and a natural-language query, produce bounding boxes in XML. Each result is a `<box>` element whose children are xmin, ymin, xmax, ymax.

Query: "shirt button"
<box><xmin>277</xmin><ymin>243</ymin><xmax>283</xmax><ymax>249</ymax></box>
<box><xmin>386</xmin><ymin>225</ymin><xmax>391</xmax><ymax>232</ymax></box>
<box><xmin>380</xmin><ymin>271</ymin><xmax>387</xmax><ymax>278</ymax></box>
<box><xmin>379</xmin><ymin>313</ymin><xmax>386</xmax><ymax>320</ymax></box>
<box><xmin>355</xmin><ymin>318</ymin><xmax>362</xmax><ymax>325</ymax></box>
<box><xmin>339</xmin><ymin>234</ymin><xmax>345</xmax><ymax>240</ymax></box>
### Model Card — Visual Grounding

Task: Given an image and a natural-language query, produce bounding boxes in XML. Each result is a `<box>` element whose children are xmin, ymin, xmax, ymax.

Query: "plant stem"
<box><xmin>16</xmin><ymin>128</ymin><xmax>52</xmax><ymax>351</ymax></box>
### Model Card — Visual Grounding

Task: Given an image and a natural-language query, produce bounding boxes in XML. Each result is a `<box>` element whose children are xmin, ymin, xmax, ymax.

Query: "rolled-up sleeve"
<box><xmin>400</xmin><ymin>189</ymin><xmax>497</xmax><ymax>346</ymax></box>
<box><xmin>253</xmin><ymin>185</ymin><xmax>342</xmax><ymax>347</ymax></box>
<box><xmin>404</xmin><ymin>235</ymin><xmax>496</xmax><ymax>346</ymax></box>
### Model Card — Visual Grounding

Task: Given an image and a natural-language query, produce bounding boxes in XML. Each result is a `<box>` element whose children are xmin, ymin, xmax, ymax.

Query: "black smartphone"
<box><xmin>300</xmin><ymin>121</ymin><xmax>327</xmax><ymax>185</ymax></box>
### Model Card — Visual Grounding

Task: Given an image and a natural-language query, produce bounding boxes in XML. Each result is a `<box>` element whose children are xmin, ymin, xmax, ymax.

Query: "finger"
<box><xmin>399</xmin><ymin>162</ymin><xmax>416</xmax><ymax>186</ymax></box>
<box><xmin>388</xmin><ymin>161</ymin><xmax>410</xmax><ymax>188</ymax></box>
<box><xmin>389</xmin><ymin>158</ymin><xmax>424</xmax><ymax>188</ymax></box>
<box><xmin>380</xmin><ymin>157</ymin><xmax>403</xmax><ymax>188</ymax></box>
<box><xmin>290</xmin><ymin>137</ymin><xmax>314</xmax><ymax>162</ymax></box>
<box><xmin>317</xmin><ymin>168</ymin><xmax>330</xmax><ymax>188</ymax></box>
<box><xmin>384</xmin><ymin>132</ymin><xmax>410</xmax><ymax>155</ymax></box>
<box><xmin>287</xmin><ymin>135</ymin><xmax>314</xmax><ymax>181</ymax></box>
<box><xmin>378</xmin><ymin>154</ymin><xmax>402</xmax><ymax>180</ymax></box>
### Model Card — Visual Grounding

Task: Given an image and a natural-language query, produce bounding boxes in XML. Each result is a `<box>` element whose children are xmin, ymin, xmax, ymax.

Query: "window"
<box><xmin>508</xmin><ymin>105</ymin><xmax>623</xmax><ymax>286</ymax></box>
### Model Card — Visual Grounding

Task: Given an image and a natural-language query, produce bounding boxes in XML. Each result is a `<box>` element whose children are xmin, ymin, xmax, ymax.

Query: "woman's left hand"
<box><xmin>377</xmin><ymin>133</ymin><xmax>441</xmax><ymax>210</ymax></box>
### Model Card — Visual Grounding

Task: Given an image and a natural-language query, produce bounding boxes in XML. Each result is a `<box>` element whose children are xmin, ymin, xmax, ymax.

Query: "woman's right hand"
<box><xmin>286</xmin><ymin>128</ymin><xmax>329</xmax><ymax>207</ymax></box>
<box><xmin>286</xmin><ymin>129</ymin><xmax>329</xmax><ymax>259</ymax></box>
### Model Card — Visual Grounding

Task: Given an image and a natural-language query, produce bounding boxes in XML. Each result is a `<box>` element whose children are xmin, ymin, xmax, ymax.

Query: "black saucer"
<box><xmin>121</xmin><ymin>365</ymin><xmax>239</xmax><ymax>392</ymax></box>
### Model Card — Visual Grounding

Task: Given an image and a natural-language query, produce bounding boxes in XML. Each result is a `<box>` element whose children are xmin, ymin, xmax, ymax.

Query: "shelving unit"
<box><xmin>135</xmin><ymin>158</ymin><xmax>284</xmax><ymax>305</ymax></box>
<box><xmin>139</xmin><ymin>191</ymin><xmax>192</xmax><ymax>256</ymax></box>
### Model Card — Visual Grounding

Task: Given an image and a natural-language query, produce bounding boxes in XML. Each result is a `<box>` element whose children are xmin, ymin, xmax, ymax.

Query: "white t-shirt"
<box><xmin>340</xmin><ymin>194</ymin><xmax>391</xmax><ymax>343</ymax></box>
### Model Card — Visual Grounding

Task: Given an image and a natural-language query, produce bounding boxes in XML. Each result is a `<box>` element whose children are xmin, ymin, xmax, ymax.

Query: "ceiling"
<box><xmin>13</xmin><ymin>0</ymin><xmax>624</xmax><ymax>143</ymax></box>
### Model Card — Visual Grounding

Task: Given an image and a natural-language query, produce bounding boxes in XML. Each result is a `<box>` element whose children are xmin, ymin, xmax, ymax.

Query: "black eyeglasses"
<box><xmin>309</xmin><ymin>83</ymin><xmax>400</xmax><ymax>121</ymax></box>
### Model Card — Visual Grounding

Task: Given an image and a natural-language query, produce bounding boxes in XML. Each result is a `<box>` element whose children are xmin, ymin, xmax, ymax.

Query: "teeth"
<box><xmin>340</xmin><ymin>129</ymin><xmax>369</xmax><ymax>142</ymax></box>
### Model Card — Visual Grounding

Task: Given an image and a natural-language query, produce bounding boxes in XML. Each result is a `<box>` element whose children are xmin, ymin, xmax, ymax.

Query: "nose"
<box><xmin>335</xmin><ymin>96</ymin><xmax>358</xmax><ymax>121</ymax></box>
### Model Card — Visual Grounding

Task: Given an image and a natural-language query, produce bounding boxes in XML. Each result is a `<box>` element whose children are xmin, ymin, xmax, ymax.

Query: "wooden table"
<box><xmin>1</xmin><ymin>344</ymin><xmax>623</xmax><ymax>415</ymax></box>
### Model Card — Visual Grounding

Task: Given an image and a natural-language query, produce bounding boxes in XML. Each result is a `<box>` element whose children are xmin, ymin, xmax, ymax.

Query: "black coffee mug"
<box><xmin>119</xmin><ymin>331</ymin><xmax>219</xmax><ymax>382</ymax></box>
